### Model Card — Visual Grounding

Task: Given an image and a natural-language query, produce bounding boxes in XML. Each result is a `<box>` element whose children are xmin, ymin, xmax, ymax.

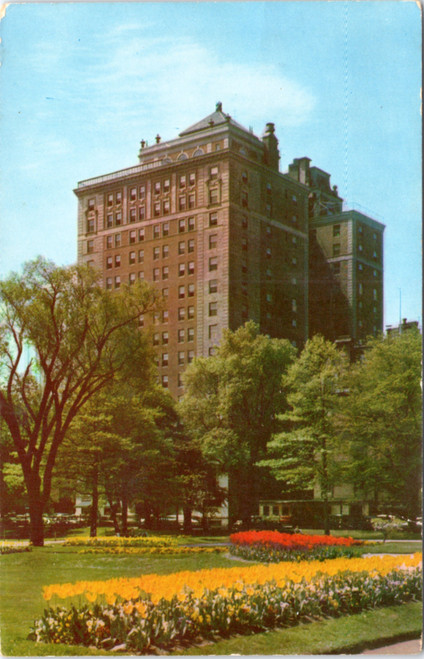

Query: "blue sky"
<box><xmin>0</xmin><ymin>1</ymin><xmax>421</xmax><ymax>328</ymax></box>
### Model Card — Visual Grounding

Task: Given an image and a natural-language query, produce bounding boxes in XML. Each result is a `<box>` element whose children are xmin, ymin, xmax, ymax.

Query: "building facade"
<box><xmin>75</xmin><ymin>104</ymin><xmax>384</xmax><ymax>397</ymax></box>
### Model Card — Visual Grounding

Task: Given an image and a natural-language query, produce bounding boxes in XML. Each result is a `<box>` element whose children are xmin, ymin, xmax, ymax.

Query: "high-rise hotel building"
<box><xmin>75</xmin><ymin>103</ymin><xmax>384</xmax><ymax>397</ymax></box>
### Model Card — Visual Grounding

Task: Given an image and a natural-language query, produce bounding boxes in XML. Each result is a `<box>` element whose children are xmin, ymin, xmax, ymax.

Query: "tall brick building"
<box><xmin>75</xmin><ymin>104</ymin><xmax>384</xmax><ymax>397</ymax></box>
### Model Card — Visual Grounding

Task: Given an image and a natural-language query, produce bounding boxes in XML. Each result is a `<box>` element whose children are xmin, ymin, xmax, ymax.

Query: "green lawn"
<box><xmin>0</xmin><ymin>543</ymin><xmax>421</xmax><ymax>656</ymax></box>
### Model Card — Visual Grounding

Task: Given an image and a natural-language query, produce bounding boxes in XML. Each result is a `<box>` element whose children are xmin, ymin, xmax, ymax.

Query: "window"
<box><xmin>154</xmin><ymin>202</ymin><xmax>161</xmax><ymax>217</ymax></box>
<box><xmin>138</xmin><ymin>271</ymin><xmax>144</xmax><ymax>280</ymax></box>
<box><xmin>163</xmin><ymin>200</ymin><xmax>170</xmax><ymax>215</ymax></box>
<box><xmin>241</xmin><ymin>191</ymin><xmax>248</xmax><ymax>208</ymax></box>
<box><xmin>209</xmin><ymin>234</ymin><xmax>217</xmax><ymax>249</ymax></box>
<box><xmin>178</xmin><ymin>329</ymin><xmax>185</xmax><ymax>343</ymax></box>
<box><xmin>292</xmin><ymin>257</ymin><xmax>297</xmax><ymax>265</ymax></box>
<box><xmin>266</xmin><ymin>203</ymin><xmax>272</xmax><ymax>217</ymax></box>
<box><xmin>162</xmin><ymin>310</ymin><xmax>169</xmax><ymax>323</ymax></box>
<box><xmin>153</xmin><ymin>268</ymin><xmax>160</xmax><ymax>282</ymax></box>
<box><xmin>161</xmin><ymin>375</ymin><xmax>168</xmax><ymax>389</ymax></box>
<box><xmin>292</xmin><ymin>236</ymin><xmax>297</xmax><ymax>245</ymax></box>
<box><xmin>178</xmin><ymin>263</ymin><xmax>185</xmax><ymax>277</ymax></box>
<box><xmin>187</xmin><ymin>328</ymin><xmax>194</xmax><ymax>342</ymax></box>
<box><xmin>333</xmin><ymin>262</ymin><xmax>341</xmax><ymax>275</ymax></box>
<box><xmin>358</xmin><ymin>263</ymin><xmax>363</xmax><ymax>272</ymax></box>
<box><xmin>115</xmin><ymin>212</ymin><xmax>122</xmax><ymax>226</ymax></box>
<box><xmin>139</xmin><ymin>185</ymin><xmax>145</xmax><ymax>199</ymax></box>
<box><xmin>242</xmin><ymin>304</ymin><xmax>248</xmax><ymax>320</ymax></box>
<box><xmin>162</xmin><ymin>245</ymin><xmax>169</xmax><ymax>258</ymax></box>
<box><xmin>188</xmin><ymin>261</ymin><xmax>195</xmax><ymax>275</ymax></box>
<box><xmin>188</xmin><ymin>239</ymin><xmax>195</xmax><ymax>253</ymax></box>
<box><xmin>189</xmin><ymin>172</ymin><xmax>196</xmax><ymax>186</ymax></box>
<box><xmin>209</xmin><ymin>212</ymin><xmax>218</xmax><ymax>227</ymax></box>
<box><xmin>178</xmin><ymin>307</ymin><xmax>185</xmax><ymax>321</ymax></box>
<box><xmin>154</xmin><ymin>181</ymin><xmax>161</xmax><ymax>194</ymax></box>
<box><xmin>179</xmin><ymin>196</ymin><xmax>186</xmax><ymax>211</ymax></box>
<box><xmin>106</xmin><ymin>213</ymin><xmax>113</xmax><ymax>229</ymax></box>
<box><xmin>209</xmin><ymin>324</ymin><xmax>218</xmax><ymax>340</ymax></box>
<box><xmin>373</xmin><ymin>250</ymin><xmax>378</xmax><ymax>259</ymax></box>
<box><xmin>107</xmin><ymin>193</ymin><xmax>113</xmax><ymax>207</ymax></box>
<box><xmin>242</xmin><ymin>215</ymin><xmax>248</xmax><ymax>229</ymax></box>
<box><xmin>209</xmin><ymin>188</ymin><xmax>219</xmax><ymax>205</ymax></box>
<box><xmin>358</xmin><ymin>283</ymin><xmax>363</xmax><ymax>295</ymax></box>
<box><xmin>162</xmin><ymin>353</ymin><xmax>168</xmax><ymax>367</ymax></box>
<box><xmin>177</xmin><ymin>243</ymin><xmax>185</xmax><ymax>259</ymax></box>
<box><xmin>129</xmin><ymin>272</ymin><xmax>136</xmax><ymax>285</ymax></box>
<box><xmin>266</xmin><ymin>268</ymin><xmax>272</xmax><ymax>281</ymax></box>
<box><xmin>87</xmin><ymin>218</ymin><xmax>95</xmax><ymax>233</ymax></box>
<box><xmin>209</xmin><ymin>257</ymin><xmax>218</xmax><ymax>271</ymax></box>
<box><xmin>162</xmin><ymin>287</ymin><xmax>169</xmax><ymax>298</ymax></box>
<box><xmin>242</xmin><ymin>237</ymin><xmax>248</xmax><ymax>252</ymax></box>
<box><xmin>333</xmin><ymin>224</ymin><xmax>340</xmax><ymax>237</ymax></box>
<box><xmin>178</xmin><ymin>219</ymin><xmax>185</xmax><ymax>233</ymax></box>
<box><xmin>266</xmin><ymin>293</ymin><xmax>272</xmax><ymax>303</ymax></box>
<box><xmin>114</xmin><ymin>233</ymin><xmax>121</xmax><ymax>247</ymax></box>
<box><xmin>129</xmin><ymin>207</ymin><xmax>136</xmax><ymax>223</ymax></box>
<box><xmin>139</xmin><ymin>228</ymin><xmax>145</xmax><ymax>241</ymax></box>
<box><xmin>88</xmin><ymin>198</ymin><xmax>95</xmax><ymax>210</ymax></box>
<box><xmin>292</xmin><ymin>276</ymin><xmax>297</xmax><ymax>285</ymax></box>
<box><xmin>358</xmin><ymin>225</ymin><xmax>363</xmax><ymax>234</ymax></box>
<box><xmin>106</xmin><ymin>235</ymin><xmax>113</xmax><ymax>249</ymax></box>
<box><xmin>114</xmin><ymin>276</ymin><xmax>121</xmax><ymax>289</ymax></box>
<box><xmin>292</xmin><ymin>319</ymin><xmax>297</xmax><ymax>327</ymax></box>
<box><xmin>266</xmin><ymin>226</ymin><xmax>272</xmax><ymax>237</ymax></box>
<box><xmin>130</xmin><ymin>187</ymin><xmax>137</xmax><ymax>201</ymax></box>
<box><xmin>129</xmin><ymin>251</ymin><xmax>136</xmax><ymax>265</ymax></box>
<box><xmin>139</xmin><ymin>206</ymin><xmax>145</xmax><ymax>221</ymax></box>
<box><xmin>187</xmin><ymin>305</ymin><xmax>195</xmax><ymax>319</ymax></box>
<box><xmin>179</xmin><ymin>174</ymin><xmax>186</xmax><ymax>188</ymax></box>
<box><xmin>292</xmin><ymin>194</ymin><xmax>297</xmax><ymax>204</ymax></box>
<box><xmin>241</xmin><ymin>262</ymin><xmax>248</xmax><ymax>274</ymax></box>
<box><xmin>87</xmin><ymin>239</ymin><xmax>94</xmax><ymax>254</ymax></box>
<box><xmin>162</xmin><ymin>266</ymin><xmax>169</xmax><ymax>280</ymax></box>
<box><xmin>373</xmin><ymin>269</ymin><xmax>378</xmax><ymax>278</ymax></box>
<box><xmin>114</xmin><ymin>255</ymin><xmax>121</xmax><ymax>267</ymax></box>
<box><xmin>291</xmin><ymin>214</ymin><xmax>298</xmax><ymax>225</ymax></box>
<box><xmin>178</xmin><ymin>285</ymin><xmax>185</xmax><ymax>299</ymax></box>
<box><xmin>188</xmin><ymin>193</ymin><xmax>195</xmax><ymax>209</ymax></box>
<box><xmin>138</xmin><ymin>249</ymin><xmax>144</xmax><ymax>263</ymax></box>
<box><xmin>242</xmin><ymin>171</ymin><xmax>248</xmax><ymax>184</ymax></box>
<box><xmin>187</xmin><ymin>350</ymin><xmax>195</xmax><ymax>363</ymax></box>
<box><xmin>153</xmin><ymin>225</ymin><xmax>160</xmax><ymax>239</ymax></box>
<box><xmin>292</xmin><ymin>299</ymin><xmax>297</xmax><ymax>312</ymax></box>
<box><xmin>188</xmin><ymin>217</ymin><xmax>195</xmax><ymax>231</ymax></box>
<box><xmin>187</xmin><ymin>283</ymin><xmax>195</xmax><ymax>297</ymax></box>
<box><xmin>209</xmin><ymin>279</ymin><xmax>218</xmax><ymax>294</ymax></box>
<box><xmin>178</xmin><ymin>351</ymin><xmax>185</xmax><ymax>365</ymax></box>
<box><xmin>373</xmin><ymin>288</ymin><xmax>378</xmax><ymax>301</ymax></box>
<box><xmin>210</xmin><ymin>166</ymin><xmax>218</xmax><ymax>179</ymax></box>
<box><xmin>358</xmin><ymin>244</ymin><xmax>363</xmax><ymax>252</ymax></box>
<box><xmin>116</xmin><ymin>191</ymin><xmax>122</xmax><ymax>204</ymax></box>
<box><xmin>162</xmin><ymin>222</ymin><xmax>169</xmax><ymax>236</ymax></box>
<box><xmin>153</xmin><ymin>246</ymin><xmax>160</xmax><ymax>260</ymax></box>
<box><xmin>266</xmin><ymin>247</ymin><xmax>271</xmax><ymax>259</ymax></box>
<box><xmin>163</xmin><ymin>179</ymin><xmax>170</xmax><ymax>193</ymax></box>
<box><xmin>106</xmin><ymin>277</ymin><xmax>113</xmax><ymax>290</ymax></box>
<box><xmin>333</xmin><ymin>244</ymin><xmax>340</xmax><ymax>257</ymax></box>
<box><xmin>266</xmin><ymin>182</ymin><xmax>272</xmax><ymax>192</ymax></box>
<box><xmin>178</xmin><ymin>374</ymin><xmax>184</xmax><ymax>389</ymax></box>
<box><xmin>209</xmin><ymin>301</ymin><xmax>218</xmax><ymax>316</ymax></box>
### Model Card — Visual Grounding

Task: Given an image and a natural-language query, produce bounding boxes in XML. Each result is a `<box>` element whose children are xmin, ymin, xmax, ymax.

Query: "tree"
<box><xmin>259</xmin><ymin>335</ymin><xmax>349</xmax><ymax>534</ymax></box>
<box><xmin>342</xmin><ymin>329</ymin><xmax>422</xmax><ymax>519</ymax></box>
<box><xmin>179</xmin><ymin>322</ymin><xmax>295</xmax><ymax>526</ymax></box>
<box><xmin>0</xmin><ymin>258</ymin><xmax>159</xmax><ymax>545</ymax></box>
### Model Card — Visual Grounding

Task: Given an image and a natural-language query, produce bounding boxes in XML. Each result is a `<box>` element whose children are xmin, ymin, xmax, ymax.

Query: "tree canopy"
<box><xmin>179</xmin><ymin>322</ymin><xmax>296</xmax><ymax>525</ymax></box>
<box><xmin>0</xmin><ymin>258</ymin><xmax>159</xmax><ymax>544</ymax></box>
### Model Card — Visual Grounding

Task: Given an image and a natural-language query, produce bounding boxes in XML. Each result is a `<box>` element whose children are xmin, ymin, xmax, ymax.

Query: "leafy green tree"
<box><xmin>259</xmin><ymin>335</ymin><xmax>349</xmax><ymax>534</ymax></box>
<box><xmin>179</xmin><ymin>322</ymin><xmax>295</xmax><ymax>526</ymax></box>
<box><xmin>342</xmin><ymin>329</ymin><xmax>422</xmax><ymax>519</ymax></box>
<box><xmin>0</xmin><ymin>258</ymin><xmax>158</xmax><ymax>545</ymax></box>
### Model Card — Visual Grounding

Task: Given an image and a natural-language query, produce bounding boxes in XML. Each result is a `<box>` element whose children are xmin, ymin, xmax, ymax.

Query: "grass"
<box><xmin>175</xmin><ymin>602</ymin><xmax>422</xmax><ymax>655</ymax></box>
<box><xmin>0</xmin><ymin>541</ymin><xmax>421</xmax><ymax>656</ymax></box>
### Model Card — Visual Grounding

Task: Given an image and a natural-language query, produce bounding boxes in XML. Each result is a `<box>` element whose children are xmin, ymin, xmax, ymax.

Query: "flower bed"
<box><xmin>230</xmin><ymin>530</ymin><xmax>363</xmax><ymax>562</ymax></box>
<box><xmin>0</xmin><ymin>541</ymin><xmax>32</xmax><ymax>555</ymax></box>
<box><xmin>64</xmin><ymin>535</ymin><xmax>178</xmax><ymax>548</ymax></box>
<box><xmin>77</xmin><ymin>546</ymin><xmax>226</xmax><ymax>556</ymax></box>
<box><xmin>30</xmin><ymin>554</ymin><xmax>422</xmax><ymax>652</ymax></box>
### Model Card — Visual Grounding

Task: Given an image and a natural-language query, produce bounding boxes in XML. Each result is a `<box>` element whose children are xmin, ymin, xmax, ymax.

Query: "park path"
<box><xmin>361</xmin><ymin>638</ymin><xmax>422</xmax><ymax>654</ymax></box>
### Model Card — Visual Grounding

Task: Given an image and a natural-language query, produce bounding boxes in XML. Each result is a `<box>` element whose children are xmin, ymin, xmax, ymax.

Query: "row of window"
<box><xmin>88</xmin><ymin>212</ymin><xmax>220</xmax><ymax>237</ymax></box>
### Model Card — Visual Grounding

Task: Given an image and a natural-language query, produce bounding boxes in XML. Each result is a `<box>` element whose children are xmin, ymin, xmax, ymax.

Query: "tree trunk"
<box><xmin>183</xmin><ymin>504</ymin><xmax>193</xmax><ymax>534</ymax></box>
<box><xmin>121</xmin><ymin>491</ymin><xmax>128</xmax><ymax>537</ymax></box>
<box><xmin>89</xmin><ymin>466</ymin><xmax>99</xmax><ymax>537</ymax></box>
<box><xmin>28</xmin><ymin>494</ymin><xmax>45</xmax><ymax>546</ymax></box>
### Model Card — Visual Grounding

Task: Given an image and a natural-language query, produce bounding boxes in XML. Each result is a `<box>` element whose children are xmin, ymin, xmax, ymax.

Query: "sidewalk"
<box><xmin>362</xmin><ymin>638</ymin><xmax>422</xmax><ymax>654</ymax></box>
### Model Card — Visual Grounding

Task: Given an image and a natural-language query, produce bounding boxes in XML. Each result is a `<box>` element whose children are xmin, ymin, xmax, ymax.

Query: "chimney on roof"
<box><xmin>262</xmin><ymin>122</ymin><xmax>280</xmax><ymax>172</ymax></box>
<box><xmin>216</xmin><ymin>101</ymin><xmax>223</xmax><ymax>112</ymax></box>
